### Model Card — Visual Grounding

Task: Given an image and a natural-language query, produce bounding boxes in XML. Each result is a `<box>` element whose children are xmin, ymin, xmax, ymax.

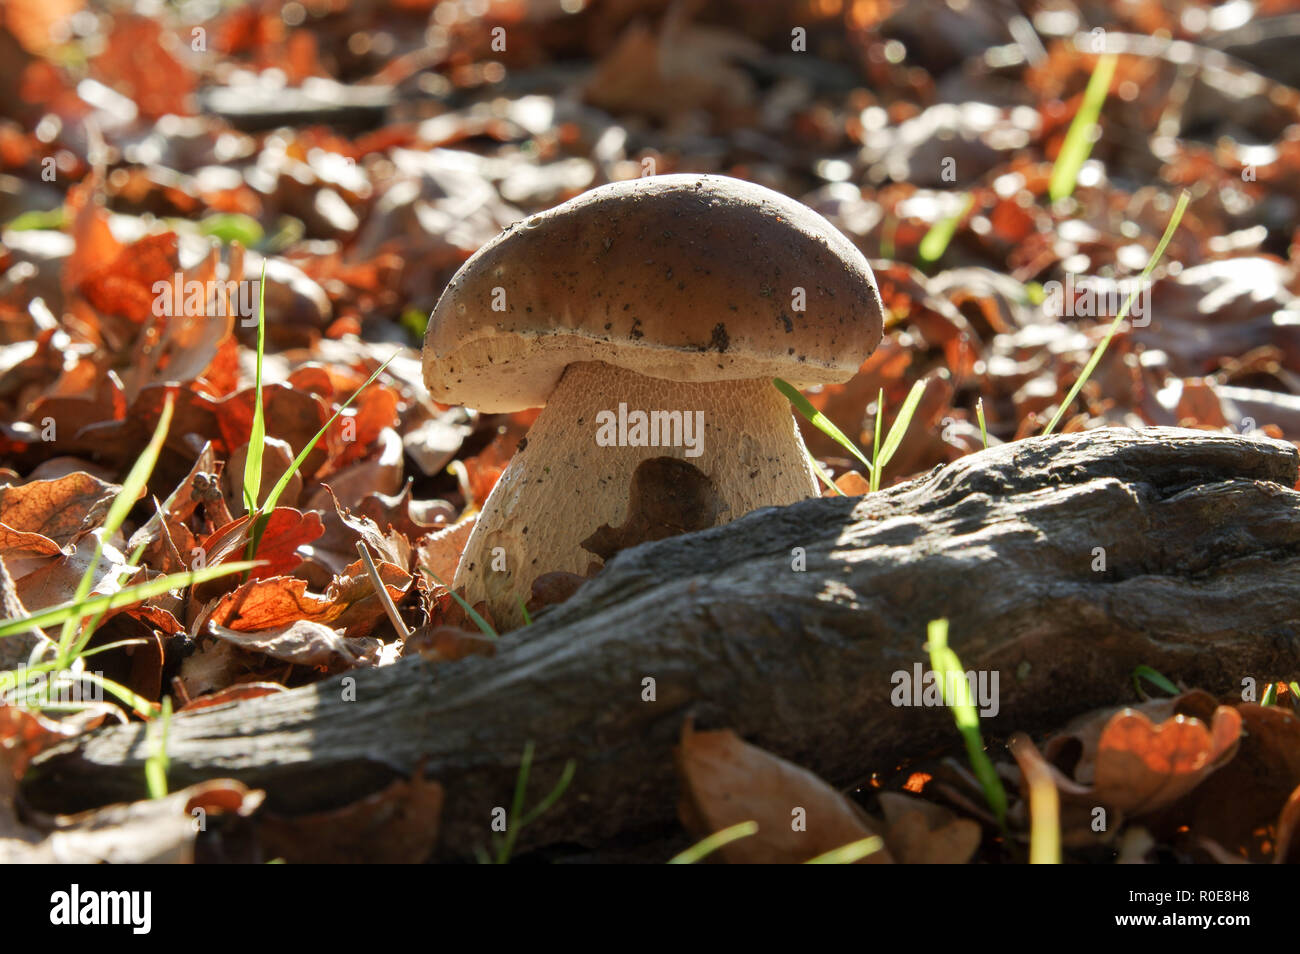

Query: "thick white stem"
<box><xmin>453</xmin><ymin>361</ymin><xmax>818</xmax><ymax>628</ymax></box>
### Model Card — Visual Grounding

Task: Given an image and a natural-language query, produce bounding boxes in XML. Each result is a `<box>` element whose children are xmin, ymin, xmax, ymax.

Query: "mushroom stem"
<box><xmin>453</xmin><ymin>360</ymin><xmax>819</xmax><ymax>628</ymax></box>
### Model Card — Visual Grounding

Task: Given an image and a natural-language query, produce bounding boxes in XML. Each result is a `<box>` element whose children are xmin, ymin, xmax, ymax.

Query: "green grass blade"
<box><xmin>6</xmin><ymin>208</ymin><xmax>66</xmax><ymax>231</ymax></box>
<box><xmin>870</xmin><ymin>389</ymin><xmax>885</xmax><ymax>492</ymax></box>
<box><xmin>773</xmin><ymin>378</ymin><xmax>872</xmax><ymax>474</ymax></box>
<box><xmin>69</xmin><ymin>671</ymin><xmax>158</xmax><ymax>718</ymax></box>
<box><xmin>873</xmin><ymin>379</ymin><xmax>926</xmax><ymax>491</ymax></box>
<box><xmin>495</xmin><ymin>741</ymin><xmax>535</xmax><ymax>864</ymax></box>
<box><xmin>145</xmin><ymin>695</ymin><xmax>173</xmax><ymax>798</ymax></box>
<box><xmin>422</xmin><ymin>568</ymin><xmax>497</xmax><ymax>639</ymax></box>
<box><xmin>518</xmin><ymin>597</ymin><xmax>532</xmax><ymax>626</ymax></box>
<box><xmin>976</xmin><ymin>398</ymin><xmax>988</xmax><ymax>449</ymax></box>
<box><xmin>1042</xmin><ymin>191</ymin><xmax>1188</xmax><ymax>435</ymax></box>
<box><xmin>1261</xmin><ymin>682</ymin><xmax>1278</xmax><ymax>707</ymax></box>
<box><xmin>1049</xmin><ymin>53</ymin><xmax>1118</xmax><ymax>203</ymax></box>
<box><xmin>1</xmin><ymin>639</ymin><xmax>151</xmax><ymax>698</ymax></box>
<box><xmin>490</xmin><ymin>743</ymin><xmax>575</xmax><ymax>863</ymax></box>
<box><xmin>927</xmin><ymin>617</ymin><xmax>1008</xmax><ymax>828</ymax></box>
<box><xmin>918</xmin><ymin>193</ymin><xmax>973</xmax><ymax>266</ymax></box>
<box><xmin>0</xmin><ymin>562</ymin><xmax>258</xmax><ymax>640</ymax></box>
<box><xmin>808</xmin><ymin>451</ymin><xmax>845</xmax><ymax>496</ymax></box>
<box><xmin>242</xmin><ymin>264</ymin><xmax>268</xmax><ymax>515</ymax></box>
<box><xmin>1131</xmin><ymin>664</ymin><xmax>1179</xmax><ymax>699</ymax></box>
<box><xmin>199</xmin><ymin>213</ymin><xmax>264</xmax><ymax>247</ymax></box>
<box><xmin>57</xmin><ymin>393</ymin><xmax>175</xmax><ymax>664</ymax></box>
<box><xmin>668</xmin><ymin>821</ymin><xmax>759</xmax><ymax>864</ymax></box>
<box><xmin>805</xmin><ymin>836</ymin><xmax>884</xmax><ymax>864</ymax></box>
<box><xmin>519</xmin><ymin>758</ymin><xmax>576</xmax><ymax>827</ymax></box>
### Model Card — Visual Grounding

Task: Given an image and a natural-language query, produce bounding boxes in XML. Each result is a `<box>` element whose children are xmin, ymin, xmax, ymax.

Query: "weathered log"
<box><xmin>20</xmin><ymin>428</ymin><xmax>1300</xmax><ymax>860</ymax></box>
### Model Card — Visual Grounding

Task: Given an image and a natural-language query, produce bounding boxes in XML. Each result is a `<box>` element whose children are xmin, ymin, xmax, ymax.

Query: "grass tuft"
<box><xmin>487</xmin><ymin>741</ymin><xmax>576</xmax><ymax>864</ymax></box>
<box><xmin>871</xmin><ymin>380</ymin><xmax>926</xmax><ymax>492</ymax></box>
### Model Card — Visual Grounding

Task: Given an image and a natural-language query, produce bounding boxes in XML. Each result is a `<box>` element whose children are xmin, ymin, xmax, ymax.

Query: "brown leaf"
<box><xmin>298</xmin><ymin>488</ymin><xmax>412</xmax><ymax>587</ymax></box>
<box><xmin>224</xmin><ymin>438</ymin><xmax>301</xmax><ymax>515</ymax></box>
<box><xmin>62</xmin><ymin>178</ymin><xmax>123</xmax><ymax>299</ymax></box>
<box><xmin>124</xmin><ymin>241</ymin><xmax>235</xmax><ymax>393</ymax></box>
<box><xmin>303</xmin><ymin>427</ymin><xmax>404</xmax><ymax>512</ymax></box>
<box><xmin>1011</xmin><ymin>729</ymin><xmax>1111</xmax><ymax>849</ymax></box>
<box><xmin>526</xmin><ymin>570</ymin><xmax>591</xmax><ymax>614</ymax></box>
<box><xmin>877</xmin><ymin>791</ymin><xmax>982</xmax><ymax>863</ymax></box>
<box><xmin>260</xmin><ymin>772</ymin><xmax>442</xmax><ymax>863</ymax></box>
<box><xmin>832</xmin><ymin>470</ymin><xmax>871</xmax><ymax>496</ymax></box>
<box><xmin>127</xmin><ymin>442</ymin><xmax>220</xmax><ymax>569</ymax></box>
<box><xmin>0</xmin><ymin>704</ymin><xmax>103</xmax><ymax>780</ymax></box>
<box><xmin>3</xmin><ymin>0</ymin><xmax>82</xmax><ymax>55</ymax></box>
<box><xmin>352</xmin><ymin>484</ymin><xmax>452</xmax><ymax>542</ymax></box>
<box><xmin>457</xmin><ymin>434</ymin><xmax>513</xmax><ymax>509</ymax></box>
<box><xmin>177</xmin><ymin>682</ymin><xmax>287</xmax><ymax>712</ymax></box>
<box><xmin>12</xmin><ymin>532</ymin><xmax>137</xmax><ymax>616</ymax></box>
<box><xmin>1273</xmin><ymin>783</ymin><xmax>1300</xmax><ymax>864</ymax></box>
<box><xmin>210</xmin><ymin>618</ymin><xmax>380</xmax><ymax>668</ymax></box>
<box><xmin>78</xmin><ymin>232</ymin><xmax>181</xmax><ymax>329</ymax></box>
<box><xmin>1172</xmin><ymin>704</ymin><xmax>1300</xmax><ymax>861</ymax></box>
<box><xmin>329</xmin><ymin>384</ymin><xmax>400</xmax><ymax>468</ymax></box>
<box><xmin>416</xmin><ymin>514</ymin><xmax>476</xmax><ymax>585</ymax></box>
<box><xmin>1044</xmin><ymin>692</ymin><xmax>1211</xmax><ymax>783</ymax></box>
<box><xmin>208</xmin><ymin>560</ymin><xmax>411</xmax><ymax>639</ymax></box>
<box><xmin>675</xmin><ymin>723</ymin><xmax>890</xmax><ymax>864</ymax></box>
<box><xmin>9</xmin><ymin>780</ymin><xmax>263</xmax><ymax>864</ymax></box>
<box><xmin>196</xmin><ymin>507</ymin><xmax>324</xmax><ymax>583</ymax></box>
<box><xmin>1093</xmin><ymin>704</ymin><xmax>1242</xmax><ymax>815</ymax></box>
<box><xmin>0</xmin><ymin>471</ymin><xmax>119</xmax><ymax>548</ymax></box>
<box><xmin>214</xmin><ymin>384</ymin><xmax>330</xmax><ymax>482</ymax></box>
<box><xmin>401</xmin><ymin>624</ymin><xmax>495</xmax><ymax>662</ymax></box>
<box><xmin>90</xmin><ymin>13</ymin><xmax>195</xmax><ymax>119</ymax></box>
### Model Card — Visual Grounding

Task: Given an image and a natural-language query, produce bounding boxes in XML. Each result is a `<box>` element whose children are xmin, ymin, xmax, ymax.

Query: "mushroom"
<box><xmin>423</xmin><ymin>174</ymin><xmax>884</xmax><ymax>627</ymax></box>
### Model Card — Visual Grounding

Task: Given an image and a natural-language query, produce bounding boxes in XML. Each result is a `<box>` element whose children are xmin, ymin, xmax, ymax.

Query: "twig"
<box><xmin>354</xmin><ymin>541</ymin><xmax>411</xmax><ymax>640</ymax></box>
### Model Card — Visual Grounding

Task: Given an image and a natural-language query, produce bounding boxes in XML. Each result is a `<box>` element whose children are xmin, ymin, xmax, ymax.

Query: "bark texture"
<box><xmin>20</xmin><ymin>427</ymin><xmax>1300</xmax><ymax>860</ymax></box>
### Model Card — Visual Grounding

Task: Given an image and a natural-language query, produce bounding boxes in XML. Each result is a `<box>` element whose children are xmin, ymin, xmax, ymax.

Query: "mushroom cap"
<box><xmin>422</xmin><ymin>174</ymin><xmax>884</xmax><ymax>412</ymax></box>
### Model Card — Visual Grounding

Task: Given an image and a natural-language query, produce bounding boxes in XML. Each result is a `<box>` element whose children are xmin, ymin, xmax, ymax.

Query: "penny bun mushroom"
<box><xmin>423</xmin><ymin>174</ymin><xmax>884</xmax><ymax>627</ymax></box>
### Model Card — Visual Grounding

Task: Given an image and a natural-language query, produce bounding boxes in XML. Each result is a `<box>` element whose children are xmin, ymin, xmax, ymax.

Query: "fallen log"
<box><xmin>20</xmin><ymin>427</ymin><xmax>1300</xmax><ymax>860</ymax></box>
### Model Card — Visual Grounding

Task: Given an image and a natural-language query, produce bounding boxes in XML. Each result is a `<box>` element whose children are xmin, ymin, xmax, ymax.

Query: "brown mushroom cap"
<box><xmin>422</xmin><ymin>174</ymin><xmax>884</xmax><ymax>412</ymax></box>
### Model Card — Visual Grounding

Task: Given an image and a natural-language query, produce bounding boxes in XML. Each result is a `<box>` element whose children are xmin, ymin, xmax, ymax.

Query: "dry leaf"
<box><xmin>260</xmin><ymin>772</ymin><xmax>442</xmax><ymax>863</ymax></box>
<box><xmin>675</xmin><ymin>723</ymin><xmax>890</xmax><ymax>864</ymax></box>
<box><xmin>1092</xmin><ymin>705</ymin><xmax>1242</xmax><ymax>815</ymax></box>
